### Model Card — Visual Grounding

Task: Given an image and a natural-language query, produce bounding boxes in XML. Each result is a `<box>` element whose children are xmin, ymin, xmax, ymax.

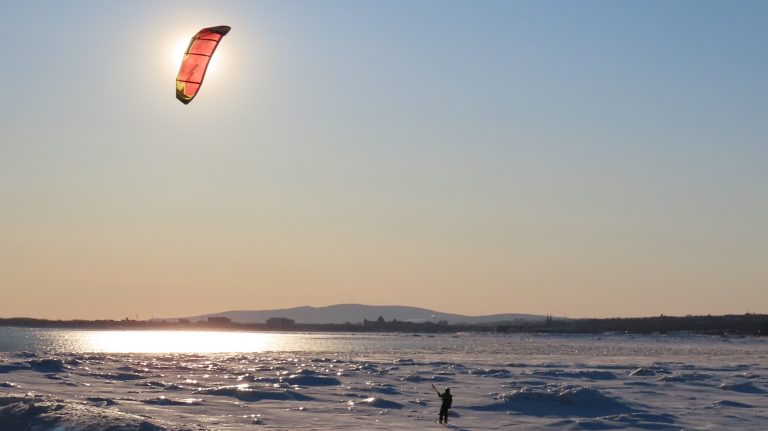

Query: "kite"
<box><xmin>176</xmin><ymin>25</ymin><xmax>231</xmax><ymax>104</ymax></box>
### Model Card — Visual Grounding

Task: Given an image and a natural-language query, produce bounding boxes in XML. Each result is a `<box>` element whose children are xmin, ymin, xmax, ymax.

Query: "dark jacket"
<box><xmin>440</xmin><ymin>392</ymin><xmax>452</xmax><ymax>408</ymax></box>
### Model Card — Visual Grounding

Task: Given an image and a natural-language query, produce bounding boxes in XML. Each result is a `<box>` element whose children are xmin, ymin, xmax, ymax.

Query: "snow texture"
<box><xmin>1</xmin><ymin>332</ymin><xmax>767</xmax><ymax>429</ymax></box>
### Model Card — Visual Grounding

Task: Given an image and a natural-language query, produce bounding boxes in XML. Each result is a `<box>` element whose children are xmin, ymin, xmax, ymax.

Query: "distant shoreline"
<box><xmin>1</xmin><ymin>313</ymin><xmax>766</xmax><ymax>336</ymax></box>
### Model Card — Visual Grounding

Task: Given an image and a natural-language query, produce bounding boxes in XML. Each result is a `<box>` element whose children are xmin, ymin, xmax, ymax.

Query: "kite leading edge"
<box><xmin>175</xmin><ymin>25</ymin><xmax>231</xmax><ymax>105</ymax></box>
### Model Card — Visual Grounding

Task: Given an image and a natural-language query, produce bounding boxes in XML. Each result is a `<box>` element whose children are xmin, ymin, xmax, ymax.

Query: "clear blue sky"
<box><xmin>1</xmin><ymin>0</ymin><xmax>767</xmax><ymax>319</ymax></box>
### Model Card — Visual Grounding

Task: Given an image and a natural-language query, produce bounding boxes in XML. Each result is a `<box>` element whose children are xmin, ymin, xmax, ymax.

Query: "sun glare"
<box><xmin>82</xmin><ymin>331</ymin><xmax>276</xmax><ymax>353</ymax></box>
<box><xmin>172</xmin><ymin>37</ymin><xmax>189</xmax><ymax>70</ymax></box>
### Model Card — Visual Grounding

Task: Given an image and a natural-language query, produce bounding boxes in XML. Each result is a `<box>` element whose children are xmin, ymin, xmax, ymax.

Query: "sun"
<box><xmin>172</xmin><ymin>37</ymin><xmax>189</xmax><ymax>70</ymax></box>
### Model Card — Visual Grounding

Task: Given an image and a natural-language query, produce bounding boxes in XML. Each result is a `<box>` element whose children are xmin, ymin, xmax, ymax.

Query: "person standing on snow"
<box><xmin>432</xmin><ymin>385</ymin><xmax>452</xmax><ymax>424</ymax></box>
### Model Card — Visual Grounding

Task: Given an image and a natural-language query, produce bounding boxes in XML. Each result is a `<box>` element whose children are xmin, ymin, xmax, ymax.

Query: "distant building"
<box><xmin>266</xmin><ymin>317</ymin><xmax>295</xmax><ymax>328</ymax></box>
<box><xmin>207</xmin><ymin>316</ymin><xmax>232</xmax><ymax>325</ymax></box>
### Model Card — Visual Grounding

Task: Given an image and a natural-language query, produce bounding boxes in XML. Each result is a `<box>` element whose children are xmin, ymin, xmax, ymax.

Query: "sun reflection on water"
<box><xmin>78</xmin><ymin>331</ymin><xmax>280</xmax><ymax>353</ymax></box>
<box><xmin>7</xmin><ymin>328</ymin><xmax>443</xmax><ymax>355</ymax></box>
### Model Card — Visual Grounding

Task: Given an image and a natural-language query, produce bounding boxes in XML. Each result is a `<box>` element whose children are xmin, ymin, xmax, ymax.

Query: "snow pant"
<box><xmin>439</xmin><ymin>405</ymin><xmax>449</xmax><ymax>423</ymax></box>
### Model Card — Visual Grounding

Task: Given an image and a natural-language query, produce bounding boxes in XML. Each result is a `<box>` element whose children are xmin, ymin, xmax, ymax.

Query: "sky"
<box><xmin>1</xmin><ymin>0</ymin><xmax>767</xmax><ymax>320</ymax></box>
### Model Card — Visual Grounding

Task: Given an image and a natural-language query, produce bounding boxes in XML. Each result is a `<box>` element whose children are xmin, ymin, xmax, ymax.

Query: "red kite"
<box><xmin>176</xmin><ymin>26</ymin><xmax>231</xmax><ymax>104</ymax></box>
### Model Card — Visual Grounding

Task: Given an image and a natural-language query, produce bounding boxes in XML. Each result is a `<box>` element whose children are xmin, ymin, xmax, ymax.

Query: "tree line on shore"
<box><xmin>1</xmin><ymin>313</ymin><xmax>766</xmax><ymax>335</ymax></box>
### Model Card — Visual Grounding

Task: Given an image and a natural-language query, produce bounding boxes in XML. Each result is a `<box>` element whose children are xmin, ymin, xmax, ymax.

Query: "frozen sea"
<box><xmin>1</xmin><ymin>328</ymin><xmax>767</xmax><ymax>430</ymax></box>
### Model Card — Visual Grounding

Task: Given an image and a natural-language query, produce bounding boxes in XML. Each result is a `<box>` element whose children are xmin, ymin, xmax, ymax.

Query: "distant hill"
<box><xmin>174</xmin><ymin>304</ymin><xmax>547</xmax><ymax>325</ymax></box>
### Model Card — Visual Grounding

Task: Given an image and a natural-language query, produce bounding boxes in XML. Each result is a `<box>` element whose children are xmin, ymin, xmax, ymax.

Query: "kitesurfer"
<box><xmin>433</xmin><ymin>384</ymin><xmax>452</xmax><ymax>424</ymax></box>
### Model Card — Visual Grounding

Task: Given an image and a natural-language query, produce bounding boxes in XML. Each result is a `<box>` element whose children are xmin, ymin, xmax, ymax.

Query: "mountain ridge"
<box><xmin>172</xmin><ymin>304</ymin><xmax>548</xmax><ymax>325</ymax></box>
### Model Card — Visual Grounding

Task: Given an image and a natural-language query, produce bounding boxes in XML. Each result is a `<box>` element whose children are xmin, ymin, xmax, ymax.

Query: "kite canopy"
<box><xmin>175</xmin><ymin>25</ymin><xmax>231</xmax><ymax>104</ymax></box>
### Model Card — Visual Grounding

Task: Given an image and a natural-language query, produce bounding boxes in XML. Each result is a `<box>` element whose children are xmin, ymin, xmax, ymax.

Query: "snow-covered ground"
<box><xmin>1</xmin><ymin>331</ymin><xmax>767</xmax><ymax>430</ymax></box>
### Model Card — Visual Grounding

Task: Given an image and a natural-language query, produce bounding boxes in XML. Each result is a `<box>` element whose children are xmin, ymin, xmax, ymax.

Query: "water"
<box><xmin>0</xmin><ymin>327</ymin><xmax>444</xmax><ymax>354</ymax></box>
<box><xmin>2</xmin><ymin>327</ymin><xmax>529</xmax><ymax>357</ymax></box>
<box><xmin>1</xmin><ymin>327</ymin><xmax>766</xmax><ymax>362</ymax></box>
